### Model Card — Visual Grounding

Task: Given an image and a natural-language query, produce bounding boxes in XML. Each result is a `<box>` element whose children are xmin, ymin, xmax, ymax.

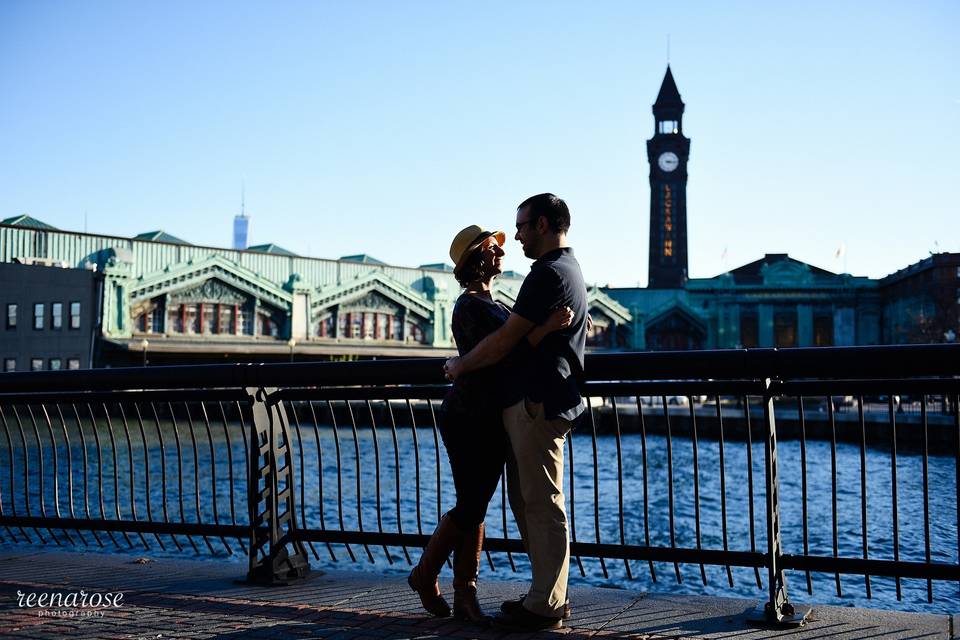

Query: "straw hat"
<box><xmin>449</xmin><ymin>225</ymin><xmax>506</xmax><ymax>272</ymax></box>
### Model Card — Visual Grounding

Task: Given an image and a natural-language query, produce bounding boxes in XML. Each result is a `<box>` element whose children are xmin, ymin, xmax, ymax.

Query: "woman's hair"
<box><xmin>454</xmin><ymin>246</ymin><xmax>485</xmax><ymax>287</ymax></box>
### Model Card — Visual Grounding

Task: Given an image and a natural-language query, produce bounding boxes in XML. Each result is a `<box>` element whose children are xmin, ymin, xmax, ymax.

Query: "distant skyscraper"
<box><xmin>233</xmin><ymin>184</ymin><xmax>249</xmax><ymax>250</ymax></box>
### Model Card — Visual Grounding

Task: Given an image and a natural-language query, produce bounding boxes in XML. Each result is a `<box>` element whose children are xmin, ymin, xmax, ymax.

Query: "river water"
<box><xmin>288</xmin><ymin>425</ymin><xmax>958</xmax><ymax>614</ymax></box>
<box><xmin>2</xmin><ymin>417</ymin><xmax>957</xmax><ymax>614</ymax></box>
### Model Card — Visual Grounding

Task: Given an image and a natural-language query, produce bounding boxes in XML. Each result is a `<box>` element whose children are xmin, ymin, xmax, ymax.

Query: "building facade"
<box><xmin>0</xmin><ymin>261</ymin><xmax>101</xmax><ymax>371</ymax></box>
<box><xmin>0</xmin><ymin>218</ymin><xmax>634</xmax><ymax>366</ymax></box>
<box><xmin>602</xmin><ymin>67</ymin><xmax>958</xmax><ymax>350</ymax></box>
<box><xmin>880</xmin><ymin>253</ymin><xmax>960</xmax><ymax>344</ymax></box>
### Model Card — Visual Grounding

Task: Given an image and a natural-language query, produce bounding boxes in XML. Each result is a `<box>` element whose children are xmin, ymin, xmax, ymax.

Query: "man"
<box><xmin>444</xmin><ymin>193</ymin><xmax>588</xmax><ymax>632</ymax></box>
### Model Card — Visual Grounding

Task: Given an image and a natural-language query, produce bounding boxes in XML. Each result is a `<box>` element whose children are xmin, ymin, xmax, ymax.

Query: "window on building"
<box><xmin>740</xmin><ymin>313</ymin><xmax>759</xmax><ymax>348</ymax></box>
<box><xmin>168</xmin><ymin>304</ymin><xmax>183</xmax><ymax>333</ymax></box>
<box><xmin>33</xmin><ymin>303</ymin><xmax>44</xmax><ymax>330</ymax></box>
<box><xmin>184</xmin><ymin>304</ymin><xmax>199</xmax><ymax>334</ymax></box>
<box><xmin>241</xmin><ymin>307</ymin><xmax>254</xmax><ymax>335</ymax></box>
<box><xmin>407</xmin><ymin>322</ymin><xmax>426</xmax><ymax>344</ymax></box>
<box><xmin>658</xmin><ymin>120</ymin><xmax>678</xmax><ymax>134</ymax></box>
<box><xmin>30</xmin><ymin>358</ymin><xmax>43</xmax><ymax>371</ymax></box>
<box><xmin>205</xmin><ymin>303</ymin><xmax>219</xmax><ymax>334</ymax></box>
<box><xmin>218</xmin><ymin>304</ymin><xmax>232</xmax><ymax>334</ymax></box>
<box><xmin>5</xmin><ymin>303</ymin><xmax>15</xmax><ymax>329</ymax></box>
<box><xmin>3</xmin><ymin>358</ymin><xmax>15</xmax><ymax>372</ymax></box>
<box><xmin>67</xmin><ymin>358</ymin><xmax>81</xmax><ymax>370</ymax></box>
<box><xmin>261</xmin><ymin>314</ymin><xmax>278</xmax><ymax>338</ymax></box>
<box><xmin>70</xmin><ymin>302</ymin><xmax>81</xmax><ymax>329</ymax></box>
<box><xmin>134</xmin><ymin>303</ymin><xmax>162</xmax><ymax>334</ymax></box>
<box><xmin>317</xmin><ymin>315</ymin><xmax>333</xmax><ymax>338</ymax></box>
<box><xmin>51</xmin><ymin>302</ymin><xmax>63</xmax><ymax>329</ymax></box>
<box><xmin>49</xmin><ymin>358</ymin><xmax>62</xmax><ymax>371</ymax></box>
<box><xmin>374</xmin><ymin>313</ymin><xmax>388</xmax><ymax>340</ymax></box>
<box><xmin>814</xmin><ymin>314</ymin><xmax>834</xmax><ymax>347</ymax></box>
<box><xmin>352</xmin><ymin>313</ymin><xmax>363</xmax><ymax>339</ymax></box>
<box><xmin>774</xmin><ymin>311</ymin><xmax>797</xmax><ymax>347</ymax></box>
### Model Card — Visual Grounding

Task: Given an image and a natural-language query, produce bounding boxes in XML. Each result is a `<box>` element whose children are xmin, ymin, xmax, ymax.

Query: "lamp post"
<box><xmin>139</xmin><ymin>338</ymin><xmax>149</xmax><ymax>366</ymax></box>
<box><xmin>287</xmin><ymin>338</ymin><xmax>296</xmax><ymax>363</ymax></box>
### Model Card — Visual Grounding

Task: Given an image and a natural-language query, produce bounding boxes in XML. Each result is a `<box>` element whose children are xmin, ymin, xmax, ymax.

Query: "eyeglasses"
<box><xmin>515</xmin><ymin>219</ymin><xmax>535</xmax><ymax>231</ymax></box>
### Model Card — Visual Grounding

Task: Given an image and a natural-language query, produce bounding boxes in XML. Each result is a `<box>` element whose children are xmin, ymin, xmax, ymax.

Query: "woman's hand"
<box><xmin>544</xmin><ymin>305</ymin><xmax>574</xmax><ymax>333</ymax></box>
<box><xmin>444</xmin><ymin>356</ymin><xmax>462</xmax><ymax>381</ymax></box>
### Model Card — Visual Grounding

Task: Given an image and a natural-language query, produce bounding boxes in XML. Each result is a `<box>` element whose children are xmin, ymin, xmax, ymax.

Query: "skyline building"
<box><xmin>233</xmin><ymin>185</ymin><xmax>249</xmax><ymax>250</ymax></box>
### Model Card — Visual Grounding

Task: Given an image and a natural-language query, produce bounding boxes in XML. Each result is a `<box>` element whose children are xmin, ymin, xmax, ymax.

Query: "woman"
<box><xmin>408</xmin><ymin>225</ymin><xmax>572</xmax><ymax>623</ymax></box>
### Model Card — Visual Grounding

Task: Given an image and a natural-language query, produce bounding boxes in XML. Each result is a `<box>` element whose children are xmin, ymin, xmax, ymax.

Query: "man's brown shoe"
<box><xmin>500</xmin><ymin>595</ymin><xmax>571</xmax><ymax>620</ymax></box>
<box><xmin>491</xmin><ymin>605</ymin><xmax>562</xmax><ymax>632</ymax></box>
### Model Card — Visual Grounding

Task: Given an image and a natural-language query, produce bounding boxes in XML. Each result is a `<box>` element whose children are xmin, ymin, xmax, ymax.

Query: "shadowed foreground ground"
<box><xmin>0</xmin><ymin>551</ymin><xmax>955</xmax><ymax>639</ymax></box>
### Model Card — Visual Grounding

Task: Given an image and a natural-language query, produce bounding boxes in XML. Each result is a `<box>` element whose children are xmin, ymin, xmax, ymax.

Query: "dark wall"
<box><xmin>0</xmin><ymin>262</ymin><xmax>101</xmax><ymax>371</ymax></box>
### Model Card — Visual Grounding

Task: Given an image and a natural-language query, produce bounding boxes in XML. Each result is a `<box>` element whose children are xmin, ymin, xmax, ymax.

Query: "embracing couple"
<box><xmin>407</xmin><ymin>193</ymin><xmax>588</xmax><ymax>632</ymax></box>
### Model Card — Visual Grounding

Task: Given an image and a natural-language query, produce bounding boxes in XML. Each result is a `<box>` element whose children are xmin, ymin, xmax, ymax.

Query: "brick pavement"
<box><xmin>0</xmin><ymin>551</ymin><xmax>954</xmax><ymax>639</ymax></box>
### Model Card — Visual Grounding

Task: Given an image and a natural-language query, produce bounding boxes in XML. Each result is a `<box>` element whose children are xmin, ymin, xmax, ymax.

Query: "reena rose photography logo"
<box><xmin>16</xmin><ymin>589</ymin><xmax>125</xmax><ymax>618</ymax></box>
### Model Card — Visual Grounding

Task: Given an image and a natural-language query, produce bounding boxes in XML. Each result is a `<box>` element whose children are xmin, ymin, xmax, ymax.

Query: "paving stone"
<box><xmin>0</xmin><ymin>550</ymin><xmax>953</xmax><ymax>639</ymax></box>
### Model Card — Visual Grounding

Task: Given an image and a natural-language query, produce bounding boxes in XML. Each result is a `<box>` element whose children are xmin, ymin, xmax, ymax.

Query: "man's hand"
<box><xmin>444</xmin><ymin>356</ymin><xmax>462</xmax><ymax>381</ymax></box>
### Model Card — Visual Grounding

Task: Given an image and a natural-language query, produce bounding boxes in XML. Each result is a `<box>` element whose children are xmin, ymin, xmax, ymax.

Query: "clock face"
<box><xmin>658</xmin><ymin>151</ymin><xmax>679</xmax><ymax>172</ymax></box>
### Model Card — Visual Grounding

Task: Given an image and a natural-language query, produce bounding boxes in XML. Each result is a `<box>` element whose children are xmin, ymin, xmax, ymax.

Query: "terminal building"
<box><xmin>599</xmin><ymin>67</ymin><xmax>958</xmax><ymax>351</ymax></box>
<box><xmin>1</xmin><ymin>68</ymin><xmax>957</xmax><ymax>369</ymax></box>
<box><xmin>0</xmin><ymin>215</ymin><xmax>630</xmax><ymax>367</ymax></box>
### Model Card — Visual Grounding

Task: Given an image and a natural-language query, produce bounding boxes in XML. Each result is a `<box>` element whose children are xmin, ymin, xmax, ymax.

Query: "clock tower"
<box><xmin>646</xmin><ymin>66</ymin><xmax>691</xmax><ymax>288</ymax></box>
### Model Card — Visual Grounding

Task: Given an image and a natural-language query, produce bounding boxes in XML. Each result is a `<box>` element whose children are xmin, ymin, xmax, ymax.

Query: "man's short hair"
<box><xmin>517</xmin><ymin>193</ymin><xmax>570</xmax><ymax>234</ymax></box>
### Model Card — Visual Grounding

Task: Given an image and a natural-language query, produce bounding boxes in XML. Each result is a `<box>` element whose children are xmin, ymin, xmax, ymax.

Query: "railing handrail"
<box><xmin>1</xmin><ymin>343</ymin><xmax>959</xmax><ymax>393</ymax></box>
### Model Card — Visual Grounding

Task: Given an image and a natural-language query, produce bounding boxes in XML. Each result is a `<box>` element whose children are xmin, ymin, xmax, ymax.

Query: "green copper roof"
<box><xmin>134</xmin><ymin>230</ymin><xmax>191</xmax><ymax>245</ymax></box>
<box><xmin>1</xmin><ymin>214</ymin><xmax>58</xmax><ymax>230</ymax></box>
<box><xmin>341</xmin><ymin>254</ymin><xmax>386</xmax><ymax>265</ymax></box>
<box><xmin>247</xmin><ymin>243</ymin><xmax>298</xmax><ymax>256</ymax></box>
<box><xmin>418</xmin><ymin>262</ymin><xmax>455</xmax><ymax>272</ymax></box>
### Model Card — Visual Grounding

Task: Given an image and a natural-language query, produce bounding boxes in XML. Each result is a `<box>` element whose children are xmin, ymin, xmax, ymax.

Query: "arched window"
<box><xmin>317</xmin><ymin>314</ymin><xmax>334</xmax><ymax>338</ymax></box>
<box><xmin>261</xmin><ymin>314</ymin><xmax>279</xmax><ymax>337</ymax></box>
<box><xmin>407</xmin><ymin>322</ymin><xmax>425</xmax><ymax>344</ymax></box>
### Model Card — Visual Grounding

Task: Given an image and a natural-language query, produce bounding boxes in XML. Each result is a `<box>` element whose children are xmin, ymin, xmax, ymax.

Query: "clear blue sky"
<box><xmin>1</xmin><ymin>1</ymin><xmax>957</xmax><ymax>286</ymax></box>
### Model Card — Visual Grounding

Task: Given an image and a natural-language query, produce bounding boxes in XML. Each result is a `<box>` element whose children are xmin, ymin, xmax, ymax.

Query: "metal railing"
<box><xmin>0</xmin><ymin>344</ymin><xmax>957</xmax><ymax>622</ymax></box>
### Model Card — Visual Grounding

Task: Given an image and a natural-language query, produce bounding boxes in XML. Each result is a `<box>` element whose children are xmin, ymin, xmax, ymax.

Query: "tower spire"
<box><xmin>233</xmin><ymin>180</ymin><xmax>249</xmax><ymax>250</ymax></box>
<box><xmin>654</xmin><ymin>66</ymin><xmax>683</xmax><ymax>110</ymax></box>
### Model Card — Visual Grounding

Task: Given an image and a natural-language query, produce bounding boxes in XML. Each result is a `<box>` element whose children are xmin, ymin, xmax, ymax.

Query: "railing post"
<box><xmin>245</xmin><ymin>386</ymin><xmax>310</xmax><ymax>585</ymax></box>
<box><xmin>752</xmin><ymin>378</ymin><xmax>808</xmax><ymax>626</ymax></box>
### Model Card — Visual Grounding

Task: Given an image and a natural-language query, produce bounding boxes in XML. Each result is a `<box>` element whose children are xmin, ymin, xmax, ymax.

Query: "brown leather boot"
<box><xmin>408</xmin><ymin>513</ymin><xmax>459</xmax><ymax>617</ymax></box>
<box><xmin>452</xmin><ymin>522</ymin><xmax>488</xmax><ymax>624</ymax></box>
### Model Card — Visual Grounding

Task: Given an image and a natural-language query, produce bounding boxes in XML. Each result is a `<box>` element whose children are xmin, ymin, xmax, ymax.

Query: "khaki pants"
<box><xmin>503</xmin><ymin>398</ymin><xmax>571</xmax><ymax>618</ymax></box>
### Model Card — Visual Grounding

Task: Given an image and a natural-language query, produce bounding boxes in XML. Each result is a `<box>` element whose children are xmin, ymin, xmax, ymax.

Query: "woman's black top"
<box><xmin>443</xmin><ymin>292</ymin><xmax>528</xmax><ymax>413</ymax></box>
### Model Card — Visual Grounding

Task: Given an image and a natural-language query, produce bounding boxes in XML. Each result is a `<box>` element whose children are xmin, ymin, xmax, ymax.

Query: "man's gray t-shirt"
<box><xmin>509</xmin><ymin>247</ymin><xmax>588</xmax><ymax>421</ymax></box>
